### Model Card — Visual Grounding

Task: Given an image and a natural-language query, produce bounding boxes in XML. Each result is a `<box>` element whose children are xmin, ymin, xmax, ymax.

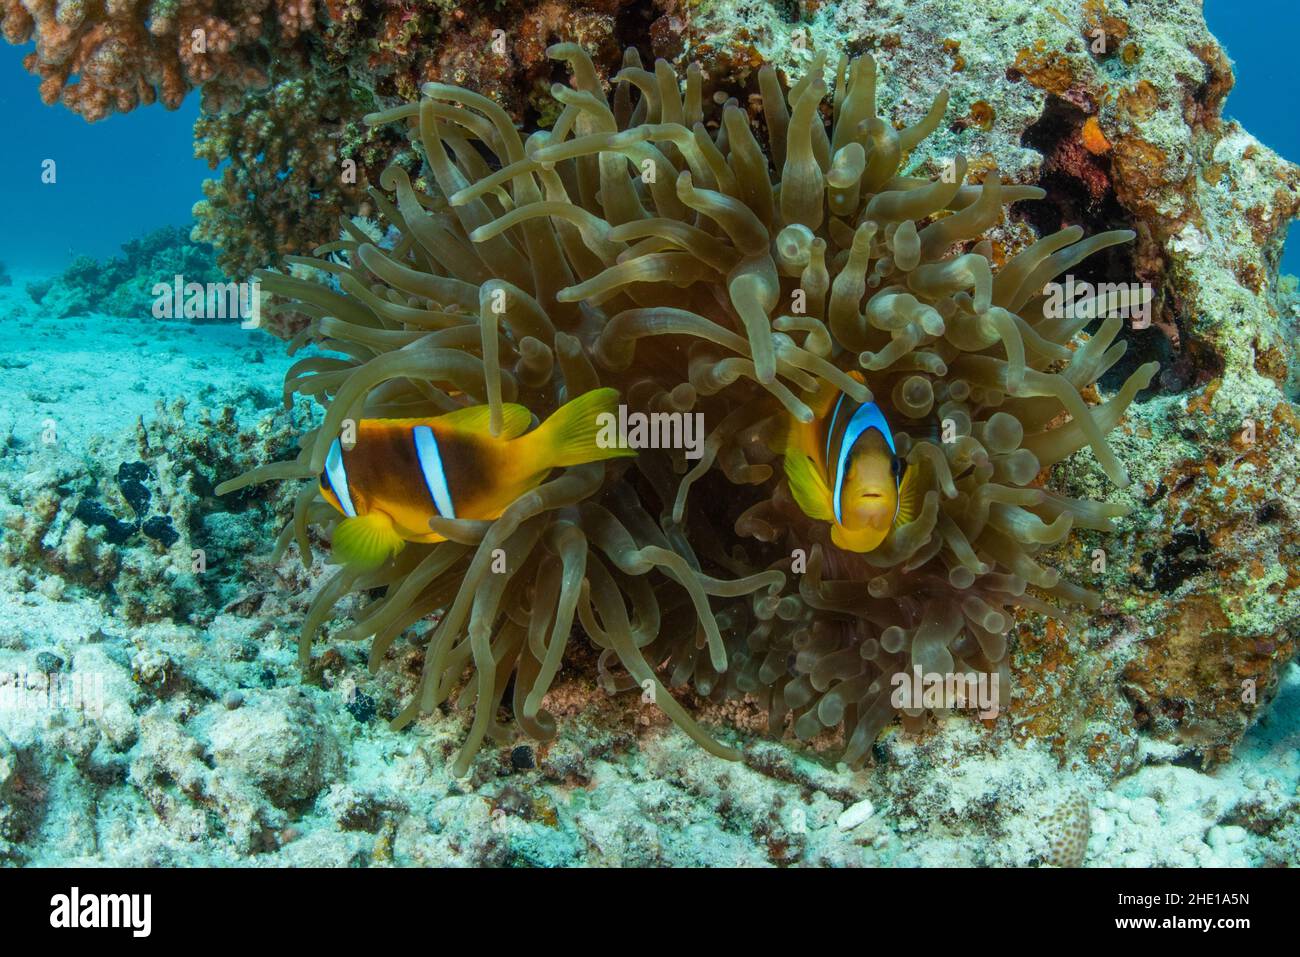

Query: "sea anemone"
<box><xmin>220</xmin><ymin>43</ymin><xmax>1157</xmax><ymax>774</ymax></box>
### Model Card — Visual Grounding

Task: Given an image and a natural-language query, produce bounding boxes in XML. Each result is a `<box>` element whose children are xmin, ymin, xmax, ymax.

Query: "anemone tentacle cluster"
<box><xmin>221</xmin><ymin>43</ymin><xmax>1157</xmax><ymax>773</ymax></box>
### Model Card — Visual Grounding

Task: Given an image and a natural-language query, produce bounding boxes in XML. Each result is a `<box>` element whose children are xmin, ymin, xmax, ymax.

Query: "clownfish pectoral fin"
<box><xmin>518</xmin><ymin>387</ymin><xmax>637</xmax><ymax>471</ymax></box>
<box><xmin>438</xmin><ymin>402</ymin><xmax>533</xmax><ymax>439</ymax></box>
<box><xmin>831</xmin><ymin>523</ymin><xmax>889</xmax><ymax>553</ymax></box>
<box><xmin>784</xmin><ymin>452</ymin><xmax>834</xmax><ymax>522</ymax></box>
<box><xmin>769</xmin><ymin>414</ymin><xmax>799</xmax><ymax>457</ymax></box>
<box><xmin>895</xmin><ymin>460</ymin><xmax>924</xmax><ymax>526</ymax></box>
<box><xmin>331</xmin><ymin>512</ymin><xmax>405</xmax><ymax>570</ymax></box>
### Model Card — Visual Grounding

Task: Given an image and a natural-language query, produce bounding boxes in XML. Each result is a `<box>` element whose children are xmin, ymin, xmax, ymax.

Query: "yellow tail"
<box><xmin>515</xmin><ymin>388</ymin><xmax>636</xmax><ymax>471</ymax></box>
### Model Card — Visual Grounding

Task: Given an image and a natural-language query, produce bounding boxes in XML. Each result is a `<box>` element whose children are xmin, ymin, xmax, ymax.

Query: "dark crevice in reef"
<box><xmin>612</xmin><ymin>0</ymin><xmax>662</xmax><ymax>64</ymax></box>
<box><xmin>1137</xmin><ymin>528</ymin><xmax>1213</xmax><ymax>594</ymax></box>
<box><xmin>1168</xmin><ymin>749</ymin><xmax>1208</xmax><ymax>770</ymax></box>
<box><xmin>1256</xmin><ymin>500</ymin><xmax>1286</xmax><ymax>525</ymax></box>
<box><xmin>1018</xmin><ymin>98</ymin><xmax>1131</xmax><ymax>272</ymax></box>
<box><xmin>1017</xmin><ymin>95</ymin><xmax>1196</xmax><ymax>401</ymax></box>
<box><xmin>771</xmin><ymin>0</ymin><xmax>804</xmax><ymax>25</ymax></box>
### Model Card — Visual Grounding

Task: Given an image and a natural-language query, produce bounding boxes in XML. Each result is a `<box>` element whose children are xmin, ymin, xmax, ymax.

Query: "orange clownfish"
<box><xmin>318</xmin><ymin>387</ymin><xmax>634</xmax><ymax>568</ymax></box>
<box><xmin>782</xmin><ymin>377</ymin><xmax>923</xmax><ymax>553</ymax></box>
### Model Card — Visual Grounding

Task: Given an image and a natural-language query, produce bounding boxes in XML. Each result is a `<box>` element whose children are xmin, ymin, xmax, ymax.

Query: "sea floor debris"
<box><xmin>0</xmin><ymin>263</ymin><xmax>1296</xmax><ymax>866</ymax></box>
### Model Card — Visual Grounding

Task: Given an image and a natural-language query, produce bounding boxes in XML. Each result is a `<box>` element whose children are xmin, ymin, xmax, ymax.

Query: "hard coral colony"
<box><xmin>220</xmin><ymin>44</ymin><xmax>1156</xmax><ymax>776</ymax></box>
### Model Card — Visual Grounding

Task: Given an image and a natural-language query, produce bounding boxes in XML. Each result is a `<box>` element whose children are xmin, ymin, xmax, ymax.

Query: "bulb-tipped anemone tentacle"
<box><xmin>222</xmin><ymin>45</ymin><xmax>1155</xmax><ymax>772</ymax></box>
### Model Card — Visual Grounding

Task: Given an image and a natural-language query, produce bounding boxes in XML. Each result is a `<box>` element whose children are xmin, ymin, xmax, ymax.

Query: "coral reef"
<box><xmin>26</xmin><ymin>225</ymin><xmax>225</xmax><ymax>319</ymax></box>
<box><xmin>0</xmin><ymin>0</ymin><xmax>286</xmax><ymax>121</ymax></box>
<box><xmin>186</xmin><ymin>0</ymin><xmax>683</xmax><ymax>276</ymax></box>
<box><xmin>222</xmin><ymin>39</ymin><xmax>1159</xmax><ymax>778</ymax></box>
<box><xmin>190</xmin><ymin>76</ymin><xmax>387</xmax><ymax>278</ymax></box>
<box><xmin>3</xmin><ymin>0</ymin><xmax>681</xmax><ymax>275</ymax></box>
<box><xmin>0</xmin><ymin>273</ymin><xmax>299</xmax><ymax>628</ymax></box>
<box><xmin>0</xmin><ymin>395</ymin><xmax>298</xmax><ymax>623</ymax></box>
<box><xmin>2</xmin><ymin>495</ymin><xmax>1294</xmax><ymax>866</ymax></box>
<box><xmin>0</xmin><ymin>0</ymin><xmax>677</xmax><ymax>123</ymax></box>
<box><xmin>2</xmin><ymin>0</ymin><xmax>1298</xmax><ymax>869</ymax></box>
<box><xmin>672</xmin><ymin>0</ymin><xmax>1300</xmax><ymax>772</ymax></box>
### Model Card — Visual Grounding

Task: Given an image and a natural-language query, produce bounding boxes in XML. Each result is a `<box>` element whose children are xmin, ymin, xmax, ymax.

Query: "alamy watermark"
<box><xmin>1042</xmin><ymin>275</ymin><xmax>1152</xmax><ymax>328</ymax></box>
<box><xmin>596</xmin><ymin>405</ymin><xmax>705</xmax><ymax>460</ymax></box>
<box><xmin>49</xmin><ymin>887</ymin><xmax>151</xmax><ymax>937</ymax></box>
<box><xmin>152</xmin><ymin>274</ymin><xmax>262</xmax><ymax>328</ymax></box>
<box><xmin>890</xmin><ymin>665</ymin><xmax>1001</xmax><ymax>719</ymax></box>
<box><xmin>0</xmin><ymin>670</ymin><xmax>104</xmax><ymax>717</ymax></box>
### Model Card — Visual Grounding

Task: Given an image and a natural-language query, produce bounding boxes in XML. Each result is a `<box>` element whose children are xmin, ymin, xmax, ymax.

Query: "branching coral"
<box><xmin>190</xmin><ymin>75</ymin><xmax>388</xmax><ymax>278</ymax></box>
<box><xmin>1</xmin><ymin>0</ymin><xmax>290</xmax><ymax>121</ymax></box>
<box><xmin>4</xmin><ymin>0</ymin><xmax>686</xmax><ymax>276</ymax></box>
<box><xmin>222</xmin><ymin>43</ymin><xmax>1156</xmax><ymax>774</ymax></box>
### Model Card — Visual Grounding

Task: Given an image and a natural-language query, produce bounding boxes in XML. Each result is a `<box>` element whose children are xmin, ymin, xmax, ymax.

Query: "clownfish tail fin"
<box><xmin>518</xmin><ymin>388</ymin><xmax>637</xmax><ymax>470</ymax></box>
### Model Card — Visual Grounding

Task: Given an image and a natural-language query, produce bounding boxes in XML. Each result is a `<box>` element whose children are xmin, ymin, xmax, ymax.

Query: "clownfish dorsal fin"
<box><xmin>895</xmin><ymin>459</ymin><xmax>924</xmax><ymax>526</ymax></box>
<box><xmin>331</xmin><ymin>512</ymin><xmax>405</xmax><ymax>570</ymax></box>
<box><xmin>784</xmin><ymin>377</ymin><xmax>846</xmax><ymax>456</ymax></box>
<box><xmin>804</xmin><ymin>376</ymin><xmax>846</xmax><ymax>420</ymax></box>
<box><xmin>784</xmin><ymin>452</ymin><xmax>834</xmax><ymax>522</ymax></box>
<box><xmin>437</xmin><ymin>403</ymin><xmax>533</xmax><ymax>439</ymax></box>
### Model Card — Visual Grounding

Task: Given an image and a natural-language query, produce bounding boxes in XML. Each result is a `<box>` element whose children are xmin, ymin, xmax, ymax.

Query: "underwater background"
<box><xmin>0</xmin><ymin>0</ymin><xmax>1297</xmax><ymax>867</ymax></box>
<box><xmin>0</xmin><ymin>1</ymin><xmax>1297</xmax><ymax>277</ymax></box>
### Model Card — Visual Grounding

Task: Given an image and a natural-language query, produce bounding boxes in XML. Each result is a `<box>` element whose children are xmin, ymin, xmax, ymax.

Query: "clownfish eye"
<box><xmin>890</xmin><ymin>456</ymin><xmax>903</xmax><ymax>478</ymax></box>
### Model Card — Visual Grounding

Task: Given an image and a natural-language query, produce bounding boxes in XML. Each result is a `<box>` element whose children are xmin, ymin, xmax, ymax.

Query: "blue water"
<box><xmin>0</xmin><ymin>10</ymin><xmax>1295</xmax><ymax>276</ymax></box>
<box><xmin>0</xmin><ymin>49</ymin><xmax>208</xmax><ymax>275</ymax></box>
<box><xmin>1205</xmin><ymin>0</ymin><xmax>1300</xmax><ymax>275</ymax></box>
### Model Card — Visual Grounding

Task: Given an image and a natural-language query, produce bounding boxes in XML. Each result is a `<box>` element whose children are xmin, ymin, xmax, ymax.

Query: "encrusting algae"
<box><xmin>218</xmin><ymin>43</ymin><xmax>1157</xmax><ymax>776</ymax></box>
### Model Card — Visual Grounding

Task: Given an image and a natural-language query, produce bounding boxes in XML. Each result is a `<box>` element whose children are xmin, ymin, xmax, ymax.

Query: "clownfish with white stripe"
<box><xmin>782</xmin><ymin>374</ymin><xmax>923</xmax><ymax>553</ymax></box>
<box><xmin>318</xmin><ymin>387</ymin><xmax>634</xmax><ymax>569</ymax></box>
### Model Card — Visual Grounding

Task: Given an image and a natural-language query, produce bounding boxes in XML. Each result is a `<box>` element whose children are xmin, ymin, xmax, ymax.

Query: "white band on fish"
<box><xmin>832</xmin><ymin>402</ymin><xmax>897</xmax><ymax>525</ymax></box>
<box><xmin>325</xmin><ymin>438</ymin><xmax>358</xmax><ymax>518</ymax></box>
<box><xmin>413</xmin><ymin>425</ymin><xmax>456</xmax><ymax>519</ymax></box>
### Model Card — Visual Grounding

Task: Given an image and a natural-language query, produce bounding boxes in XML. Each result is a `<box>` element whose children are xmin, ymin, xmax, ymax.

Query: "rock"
<box><xmin>204</xmin><ymin>689</ymin><xmax>342</xmax><ymax>809</ymax></box>
<box><xmin>837</xmin><ymin>798</ymin><xmax>876</xmax><ymax>831</ymax></box>
<box><xmin>0</xmin><ymin>729</ymin><xmax>16</xmax><ymax>791</ymax></box>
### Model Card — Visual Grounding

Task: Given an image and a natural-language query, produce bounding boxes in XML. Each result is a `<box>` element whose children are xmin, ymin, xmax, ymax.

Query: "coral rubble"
<box><xmin>26</xmin><ymin>225</ymin><xmax>225</xmax><ymax>320</ymax></box>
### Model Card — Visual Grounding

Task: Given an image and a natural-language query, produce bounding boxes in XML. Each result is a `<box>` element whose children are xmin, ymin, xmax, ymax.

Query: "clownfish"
<box><xmin>318</xmin><ymin>387</ymin><xmax>634</xmax><ymax>568</ymax></box>
<box><xmin>782</xmin><ymin>375</ymin><xmax>923</xmax><ymax>553</ymax></box>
